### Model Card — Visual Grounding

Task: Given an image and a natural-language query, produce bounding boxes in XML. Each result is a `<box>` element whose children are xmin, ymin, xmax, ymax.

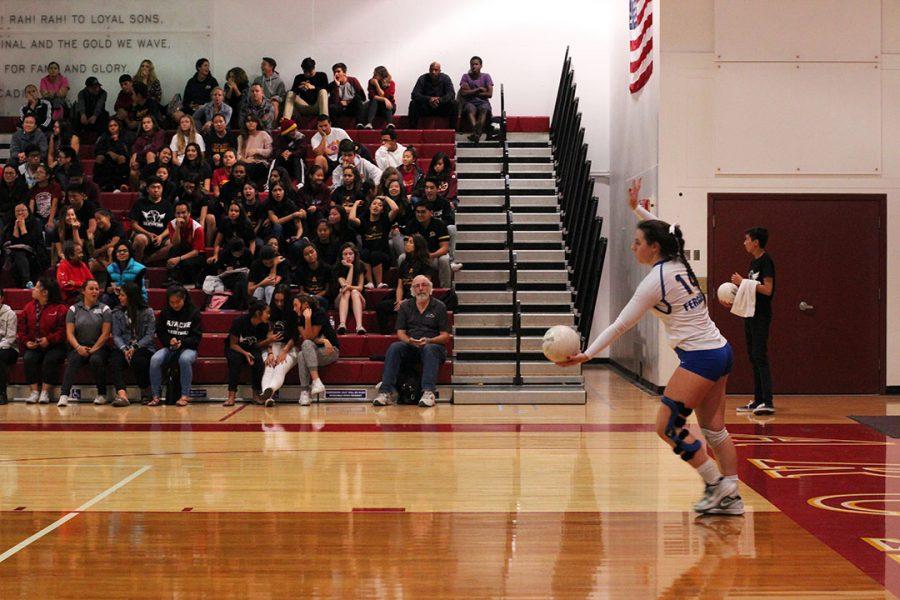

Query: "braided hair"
<box><xmin>637</xmin><ymin>219</ymin><xmax>705</xmax><ymax>301</ymax></box>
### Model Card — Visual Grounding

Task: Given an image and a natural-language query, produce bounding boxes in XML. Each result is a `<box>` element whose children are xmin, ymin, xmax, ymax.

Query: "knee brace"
<box><xmin>701</xmin><ymin>427</ymin><xmax>730</xmax><ymax>450</ymax></box>
<box><xmin>661</xmin><ymin>396</ymin><xmax>702</xmax><ymax>461</ymax></box>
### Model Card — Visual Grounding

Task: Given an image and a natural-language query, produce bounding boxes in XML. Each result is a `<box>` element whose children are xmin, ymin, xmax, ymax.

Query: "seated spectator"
<box><xmin>398</xmin><ymin>147</ymin><xmax>423</xmax><ymax>196</ymax></box>
<box><xmin>331</xmin><ymin>139</ymin><xmax>382</xmax><ymax>190</ymax></box>
<box><xmin>141</xmin><ymin>148</ymin><xmax>176</xmax><ymax>189</ymax></box>
<box><xmin>289</xmin><ymin>292</ymin><xmax>340</xmax><ymax>405</ymax></box>
<box><xmin>50</xmin><ymin>147</ymin><xmax>79</xmax><ymax>188</ymax></box>
<box><xmin>202</xmin><ymin>237</ymin><xmax>251</xmax><ymax>309</ymax></box>
<box><xmin>413</xmin><ymin>178</ymin><xmax>456</xmax><ymax>249</ymax></box>
<box><xmin>366</xmin><ymin>66</ymin><xmax>396</xmax><ymax>129</ymax></box>
<box><xmin>10</xmin><ymin>116</ymin><xmax>48</xmax><ymax>167</ymax></box>
<box><xmin>73</xmin><ymin>77</ymin><xmax>109</xmax><ymax>137</ymax></box>
<box><xmin>193</xmin><ymin>87</ymin><xmax>232</xmax><ymax>134</ymax></box>
<box><xmin>114</xmin><ymin>74</ymin><xmax>134</xmax><ymax>122</ymax></box>
<box><xmin>299</xmin><ymin>164</ymin><xmax>331</xmax><ymax>229</ymax></box>
<box><xmin>284</xmin><ymin>57</ymin><xmax>329</xmax><ymax>120</ymax></box>
<box><xmin>0</xmin><ymin>289</ymin><xmax>17</xmax><ymax>404</ymax></box>
<box><xmin>148</xmin><ymin>286</ymin><xmax>201</xmax><ymax>407</ymax></box>
<box><xmin>408</xmin><ymin>62</ymin><xmax>457</xmax><ymax>129</ymax></box>
<box><xmin>93</xmin><ymin>119</ymin><xmax>132</xmax><ymax>192</ymax></box>
<box><xmin>217</xmin><ymin>161</ymin><xmax>249</xmax><ymax>205</ymax></box>
<box><xmin>241</xmin><ymin>182</ymin><xmax>269</xmax><ymax>244</ymax></box>
<box><xmin>204</xmin><ymin>114</ymin><xmax>238</xmax><ymax>170</ymax></box>
<box><xmin>179</xmin><ymin>58</ymin><xmax>219</xmax><ymax>121</ymax></box>
<box><xmin>0</xmin><ymin>165</ymin><xmax>28</xmax><ymax>227</ymax></box>
<box><xmin>60</xmin><ymin>183</ymin><xmax>98</xmax><ymax>248</ymax></box>
<box><xmin>105</xmin><ymin>241</ymin><xmax>147</xmax><ymax>305</ymax></box>
<box><xmin>349</xmin><ymin>196</ymin><xmax>399</xmax><ymax>288</ymax></box>
<box><xmin>165</xmin><ymin>200</ymin><xmax>206</xmax><ymax>287</ymax></box>
<box><xmin>224</xmin><ymin>298</ymin><xmax>275</xmax><ymax>406</ymax></box>
<box><xmin>40</xmin><ymin>61</ymin><xmax>70</xmax><ymax>122</ymax></box>
<box><xmin>252</xmin><ymin>57</ymin><xmax>286</xmax><ymax>117</ymax></box>
<box><xmin>176</xmin><ymin>143</ymin><xmax>212</xmax><ymax>192</ymax></box>
<box><xmin>20</xmin><ymin>85</ymin><xmax>53</xmax><ymax>132</ymax></box>
<box><xmin>109</xmin><ymin>281</ymin><xmax>155</xmax><ymax>406</ymax></box>
<box><xmin>331</xmin><ymin>165</ymin><xmax>372</xmax><ymax>206</ymax></box>
<box><xmin>257</xmin><ymin>284</ymin><xmax>294</xmax><ymax>406</ymax></box>
<box><xmin>237</xmin><ymin>115</ymin><xmax>273</xmax><ymax>186</ymax></box>
<box><xmin>57</xmin><ymin>279</ymin><xmax>112</xmax><ymax>407</ymax></box>
<box><xmin>312</xmin><ymin>220</ymin><xmax>340</xmax><ymax>268</ymax></box>
<box><xmin>65</xmin><ymin>164</ymin><xmax>100</xmax><ymax>205</ymax></box>
<box><xmin>47</xmin><ymin>120</ymin><xmax>80</xmax><ymax>171</ymax></box>
<box><xmin>212</xmin><ymin>150</ymin><xmax>238</xmax><ymax>197</ymax></box>
<box><xmin>176</xmin><ymin>176</ymin><xmax>215</xmax><ymax>243</ymax></box>
<box><xmin>90</xmin><ymin>209</ymin><xmax>125</xmax><ymax>269</ymax></box>
<box><xmin>57</xmin><ymin>241</ymin><xmax>94</xmax><ymax>304</ymax></box>
<box><xmin>125</xmin><ymin>82</ymin><xmax>163</xmax><ymax>131</ymax></box>
<box><xmin>382</xmin><ymin>174</ymin><xmax>412</xmax><ymax>231</ymax></box>
<box><xmin>19</xmin><ymin>277</ymin><xmax>67</xmax><ymax>404</ymax></box>
<box><xmin>310</xmin><ymin>115</ymin><xmax>350</xmax><ymax>177</ymax></box>
<box><xmin>129</xmin><ymin>177</ymin><xmax>173</xmax><ymax>264</ymax></box>
<box><xmin>376</xmin><ymin>234</ymin><xmax>436</xmax><ymax>333</ymax></box>
<box><xmin>459</xmin><ymin>56</ymin><xmax>494</xmax><ymax>142</ymax></box>
<box><xmin>403</xmin><ymin>203</ymin><xmax>451</xmax><ymax>288</ymax></box>
<box><xmin>224</xmin><ymin>67</ymin><xmax>250</xmax><ymax>128</ymax></box>
<box><xmin>28</xmin><ymin>164</ymin><xmax>62</xmax><ymax>234</ymax></box>
<box><xmin>328</xmin><ymin>63</ymin><xmax>367</xmax><ymax>128</ymax></box>
<box><xmin>420</xmin><ymin>152</ymin><xmax>457</xmax><ymax>201</ymax></box>
<box><xmin>296</xmin><ymin>233</ymin><xmax>333</xmax><ymax>298</ymax></box>
<box><xmin>18</xmin><ymin>147</ymin><xmax>43</xmax><ymax>188</ymax></box>
<box><xmin>170</xmin><ymin>115</ymin><xmax>205</xmax><ymax>167</ymax></box>
<box><xmin>4</xmin><ymin>203</ymin><xmax>48</xmax><ymax>287</ymax></box>
<box><xmin>130</xmin><ymin>115</ymin><xmax>166</xmax><ymax>188</ymax></box>
<box><xmin>272</xmin><ymin>118</ymin><xmax>306</xmax><ymax>186</ymax></box>
<box><xmin>372</xmin><ymin>275</ymin><xmax>449</xmax><ymax>407</ymax></box>
<box><xmin>54</xmin><ymin>207</ymin><xmax>88</xmax><ymax>267</ymax></box>
<box><xmin>327</xmin><ymin>205</ymin><xmax>357</xmax><ymax>246</ymax></box>
<box><xmin>249</xmin><ymin>245</ymin><xmax>289</xmax><ymax>304</ymax></box>
<box><xmin>209</xmin><ymin>201</ymin><xmax>256</xmax><ymax>263</ymax></box>
<box><xmin>134</xmin><ymin>59</ymin><xmax>162</xmax><ymax>105</ymax></box>
<box><xmin>239</xmin><ymin>84</ymin><xmax>277</xmax><ymax>133</ymax></box>
<box><xmin>375</xmin><ymin>128</ymin><xmax>405</xmax><ymax>170</ymax></box>
<box><xmin>333</xmin><ymin>242</ymin><xmax>366</xmax><ymax>335</ymax></box>
<box><xmin>267</xmin><ymin>181</ymin><xmax>305</xmax><ymax>257</ymax></box>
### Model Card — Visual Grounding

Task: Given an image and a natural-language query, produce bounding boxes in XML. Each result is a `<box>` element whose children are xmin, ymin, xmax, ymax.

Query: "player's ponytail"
<box><xmin>638</xmin><ymin>220</ymin><xmax>706</xmax><ymax>301</ymax></box>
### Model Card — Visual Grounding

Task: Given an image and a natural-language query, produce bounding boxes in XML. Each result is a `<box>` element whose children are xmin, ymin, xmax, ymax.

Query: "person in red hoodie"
<box><xmin>56</xmin><ymin>241</ymin><xmax>94</xmax><ymax>304</ymax></box>
<box><xmin>165</xmin><ymin>200</ymin><xmax>206</xmax><ymax>288</ymax></box>
<box><xmin>18</xmin><ymin>276</ymin><xmax>69</xmax><ymax>404</ymax></box>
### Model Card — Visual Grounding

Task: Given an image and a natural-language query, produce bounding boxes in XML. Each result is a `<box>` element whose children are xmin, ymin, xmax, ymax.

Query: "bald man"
<box><xmin>373</xmin><ymin>275</ymin><xmax>450</xmax><ymax>407</ymax></box>
<box><xmin>408</xmin><ymin>62</ymin><xmax>457</xmax><ymax>129</ymax></box>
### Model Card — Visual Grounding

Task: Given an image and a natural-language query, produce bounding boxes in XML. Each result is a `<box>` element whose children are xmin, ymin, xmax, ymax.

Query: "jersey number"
<box><xmin>674</xmin><ymin>274</ymin><xmax>695</xmax><ymax>294</ymax></box>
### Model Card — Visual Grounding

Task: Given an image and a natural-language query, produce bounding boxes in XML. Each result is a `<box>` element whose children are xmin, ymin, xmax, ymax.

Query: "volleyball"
<box><xmin>717</xmin><ymin>282</ymin><xmax>738</xmax><ymax>305</ymax></box>
<box><xmin>542</xmin><ymin>325</ymin><xmax>582</xmax><ymax>363</ymax></box>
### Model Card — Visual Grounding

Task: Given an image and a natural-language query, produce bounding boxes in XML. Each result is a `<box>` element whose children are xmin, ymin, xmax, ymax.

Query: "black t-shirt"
<box><xmin>290</xmin><ymin>72</ymin><xmax>329</xmax><ymax>104</ymax></box>
<box><xmin>413</xmin><ymin>195</ymin><xmax>453</xmax><ymax>225</ymax></box>
<box><xmin>296</xmin><ymin>307</ymin><xmax>340</xmax><ymax>349</ymax></box>
<box><xmin>358</xmin><ymin>213</ymin><xmax>392</xmax><ymax>253</ymax></box>
<box><xmin>129</xmin><ymin>197</ymin><xmax>173</xmax><ymax>236</ymax></box>
<box><xmin>748</xmin><ymin>253</ymin><xmax>775</xmax><ymax>317</ymax></box>
<box><xmin>269</xmin><ymin>304</ymin><xmax>296</xmax><ymax>342</ymax></box>
<box><xmin>68</xmin><ymin>199</ymin><xmax>99</xmax><ymax>237</ymax></box>
<box><xmin>176</xmin><ymin>191</ymin><xmax>212</xmax><ymax>220</ymax></box>
<box><xmin>204</xmin><ymin>130</ymin><xmax>238</xmax><ymax>162</ymax></box>
<box><xmin>219</xmin><ymin>178</ymin><xmax>248</xmax><ymax>205</ymax></box>
<box><xmin>217</xmin><ymin>216</ymin><xmax>256</xmax><ymax>248</ymax></box>
<box><xmin>314</xmin><ymin>240</ymin><xmax>340</xmax><ymax>267</ymax></box>
<box><xmin>243</xmin><ymin>199</ymin><xmax>268</xmax><ymax>230</ymax></box>
<box><xmin>94</xmin><ymin>218</ymin><xmax>125</xmax><ymax>249</ymax></box>
<box><xmin>268</xmin><ymin>197</ymin><xmax>300</xmax><ymax>237</ymax></box>
<box><xmin>404</xmin><ymin>218</ymin><xmax>450</xmax><ymax>253</ymax></box>
<box><xmin>227</xmin><ymin>314</ymin><xmax>269</xmax><ymax>352</ymax></box>
<box><xmin>295</xmin><ymin>262</ymin><xmax>332</xmax><ymax>296</ymax></box>
<box><xmin>216</xmin><ymin>249</ymin><xmax>252</xmax><ymax>274</ymax></box>
<box><xmin>397</xmin><ymin>258</ymin><xmax>437</xmax><ymax>297</ymax></box>
<box><xmin>249</xmin><ymin>258</ymin><xmax>291</xmax><ymax>286</ymax></box>
<box><xmin>333</xmin><ymin>261</ymin><xmax>364</xmax><ymax>286</ymax></box>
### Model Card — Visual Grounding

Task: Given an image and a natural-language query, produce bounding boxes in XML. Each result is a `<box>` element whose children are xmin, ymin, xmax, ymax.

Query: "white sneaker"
<box><xmin>38</xmin><ymin>391</ymin><xmax>50</xmax><ymax>404</ymax></box>
<box><xmin>93</xmin><ymin>395</ymin><xmax>107</xmax><ymax>405</ymax></box>
<box><xmin>450</xmin><ymin>262</ymin><xmax>463</xmax><ymax>273</ymax></box>
<box><xmin>418</xmin><ymin>390</ymin><xmax>436</xmax><ymax>407</ymax></box>
<box><xmin>364</xmin><ymin>282</ymin><xmax>375</xmax><ymax>289</ymax></box>
<box><xmin>25</xmin><ymin>391</ymin><xmax>40</xmax><ymax>404</ymax></box>
<box><xmin>310</xmin><ymin>379</ymin><xmax>326</xmax><ymax>397</ymax></box>
<box><xmin>372</xmin><ymin>391</ymin><xmax>395</xmax><ymax>406</ymax></box>
<box><xmin>57</xmin><ymin>394</ymin><xmax>70</xmax><ymax>407</ymax></box>
<box><xmin>694</xmin><ymin>477</ymin><xmax>744</xmax><ymax>515</ymax></box>
<box><xmin>298</xmin><ymin>391</ymin><xmax>311</xmax><ymax>406</ymax></box>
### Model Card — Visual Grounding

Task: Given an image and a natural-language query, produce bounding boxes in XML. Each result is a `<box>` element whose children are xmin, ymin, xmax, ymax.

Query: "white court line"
<box><xmin>0</xmin><ymin>465</ymin><xmax>151</xmax><ymax>563</ymax></box>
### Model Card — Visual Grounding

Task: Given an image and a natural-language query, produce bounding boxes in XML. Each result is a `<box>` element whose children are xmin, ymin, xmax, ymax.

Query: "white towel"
<box><xmin>730</xmin><ymin>279</ymin><xmax>759</xmax><ymax>318</ymax></box>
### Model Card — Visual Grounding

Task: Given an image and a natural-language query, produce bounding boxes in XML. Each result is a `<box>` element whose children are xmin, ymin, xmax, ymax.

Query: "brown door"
<box><xmin>708</xmin><ymin>194</ymin><xmax>885</xmax><ymax>394</ymax></box>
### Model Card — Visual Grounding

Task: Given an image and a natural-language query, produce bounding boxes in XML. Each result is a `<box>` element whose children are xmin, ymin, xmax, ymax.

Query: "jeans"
<box><xmin>329</xmin><ymin>95</ymin><xmax>366</xmax><ymax>125</ymax></box>
<box><xmin>366</xmin><ymin>98</ymin><xmax>394</xmax><ymax>126</ymax></box>
<box><xmin>253</xmin><ymin>285</ymin><xmax>275</xmax><ymax>305</ymax></box>
<box><xmin>61</xmin><ymin>347</ymin><xmax>110</xmax><ymax>396</ymax></box>
<box><xmin>379</xmin><ymin>341</ymin><xmax>447</xmax><ymax>393</ymax></box>
<box><xmin>744</xmin><ymin>313</ymin><xmax>773</xmax><ymax>404</ymax></box>
<box><xmin>109</xmin><ymin>347</ymin><xmax>153</xmax><ymax>391</ymax></box>
<box><xmin>23</xmin><ymin>345</ymin><xmax>66</xmax><ymax>386</ymax></box>
<box><xmin>149</xmin><ymin>347</ymin><xmax>197</xmax><ymax>399</ymax></box>
<box><xmin>225</xmin><ymin>346</ymin><xmax>264</xmax><ymax>393</ymax></box>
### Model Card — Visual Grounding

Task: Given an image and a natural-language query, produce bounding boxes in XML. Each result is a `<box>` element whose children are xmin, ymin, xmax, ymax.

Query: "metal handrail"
<box><xmin>500</xmin><ymin>83</ymin><xmax>507</xmax><ymax>144</ymax></box>
<box><xmin>511</xmin><ymin>253</ymin><xmax>522</xmax><ymax>387</ymax></box>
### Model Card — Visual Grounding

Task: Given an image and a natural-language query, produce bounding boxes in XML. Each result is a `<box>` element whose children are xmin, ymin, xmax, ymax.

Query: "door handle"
<box><xmin>799</xmin><ymin>301</ymin><xmax>814</xmax><ymax>311</ymax></box>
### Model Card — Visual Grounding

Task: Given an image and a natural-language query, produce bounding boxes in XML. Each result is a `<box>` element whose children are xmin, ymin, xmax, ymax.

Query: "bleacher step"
<box><xmin>455</xmin><ymin>290</ymin><xmax>573</xmax><ymax>307</ymax></box>
<box><xmin>453</xmin><ymin>313</ymin><xmax>575</xmax><ymax>329</ymax></box>
<box><xmin>453</xmin><ymin>336</ymin><xmax>546</xmax><ymax>352</ymax></box>
<box><xmin>452</xmin><ymin>361</ymin><xmax>580</xmax><ymax>377</ymax></box>
<box><xmin>451</xmin><ymin>375</ymin><xmax>584</xmax><ymax>385</ymax></box>
<box><xmin>452</xmin><ymin>385</ymin><xmax>585</xmax><ymax>404</ymax></box>
<box><xmin>458</xmin><ymin>178</ymin><xmax>556</xmax><ymax>191</ymax></box>
<box><xmin>455</xmin><ymin>249</ymin><xmax>565</xmax><ymax>263</ymax></box>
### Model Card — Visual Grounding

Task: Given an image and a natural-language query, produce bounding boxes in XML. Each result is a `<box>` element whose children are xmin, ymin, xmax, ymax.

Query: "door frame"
<box><xmin>708</xmin><ymin>193</ymin><xmax>887</xmax><ymax>394</ymax></box>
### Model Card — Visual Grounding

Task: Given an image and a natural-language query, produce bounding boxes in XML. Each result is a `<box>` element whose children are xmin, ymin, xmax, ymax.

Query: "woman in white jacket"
<box><xmin>0</xmin><ymin>289</ymin><xmax>20</xmax><ymax>404</ymax></box>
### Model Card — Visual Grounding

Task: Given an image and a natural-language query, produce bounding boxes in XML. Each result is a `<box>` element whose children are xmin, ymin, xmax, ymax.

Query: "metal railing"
<box><xmin>550</xmin><ymin>48</ymin><xmax>607</xmax><ymax>341</ymax></box>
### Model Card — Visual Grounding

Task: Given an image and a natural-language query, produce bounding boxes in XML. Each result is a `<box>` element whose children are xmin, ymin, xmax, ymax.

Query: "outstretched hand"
<box><xmin>627</xmin><ymin>178</ymin><xmax>642</xmax><ymax>211</ymax></box>
<box><xmin>556</xmin><ymin>353</ymin><xmax>589</xmax><ymax>367</ymax></box>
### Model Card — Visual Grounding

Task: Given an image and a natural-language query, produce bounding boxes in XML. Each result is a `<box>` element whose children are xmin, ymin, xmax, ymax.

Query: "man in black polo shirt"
<box><xmin>373</xmin><ymin>275</ymin><xmax>450</xmax><ymax>408</ymax></box>
<box><xmin>403</xmin><ymin>202</ymin><xmax>452</xmax><ymax>287</ymax></box>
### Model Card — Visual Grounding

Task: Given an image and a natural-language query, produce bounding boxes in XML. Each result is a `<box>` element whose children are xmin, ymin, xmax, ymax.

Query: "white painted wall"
<box><xmin>657</xmin><ymin>0</ymin><xmax>900</xmax><ymax>386</ymax></box>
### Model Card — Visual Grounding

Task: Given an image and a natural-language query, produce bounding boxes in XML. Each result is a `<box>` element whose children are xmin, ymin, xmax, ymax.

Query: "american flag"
<box><xmin>629</xmin><ymin>0</ymin><xmax>653</xmax><ymax>93</ymax></box>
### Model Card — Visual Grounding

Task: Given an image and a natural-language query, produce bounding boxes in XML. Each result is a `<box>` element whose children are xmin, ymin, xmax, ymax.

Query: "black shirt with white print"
<box><xmin>748</xmin><ymin>253</ymin><xmax>775</xmax><ymax>317</ymax></box>
<box><xmin>227</xmin><ymin>314</ymin><xmax>269</xmax><ymax>352</ymax></box>
<box><xmin>129</xmin><ymin>197</ymin><xmax>173</xmax><ymax>237</ymax></box>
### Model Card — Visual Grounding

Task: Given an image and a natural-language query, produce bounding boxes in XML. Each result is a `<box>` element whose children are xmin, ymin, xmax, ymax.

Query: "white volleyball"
<box><xmin>542</xmin><ymin>325</ymin><xmax>582</xmax><ymax>363</ymax></box>
<box><xmin>717</xmin><ymin>282</ymin><xmax>738</xmax><ymax>305</ymax></box>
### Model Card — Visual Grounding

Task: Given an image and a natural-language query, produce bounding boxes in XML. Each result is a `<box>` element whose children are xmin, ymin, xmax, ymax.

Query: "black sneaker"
<box><xmin>753</xmin><ymin>403</ymin><xmax>775</xmax><ymax>415</ymax></box>
<box><xmin>736</xmin><ymin>400</ymin><xmax>763</xmax><ymax>413</ymax></box>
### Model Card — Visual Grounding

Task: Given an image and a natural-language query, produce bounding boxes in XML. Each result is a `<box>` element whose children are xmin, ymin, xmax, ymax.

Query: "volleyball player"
<box><xmin>558</xmin><ymin>179</ymin><xmax>743</xmax><ymax>515</ymax></box>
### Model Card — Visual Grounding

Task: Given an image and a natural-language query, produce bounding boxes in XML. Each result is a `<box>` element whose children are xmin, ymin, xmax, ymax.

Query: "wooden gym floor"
<box><xmin>0</xmin><ymin>366</ymin><xmax>897</xmax><ymax>598</ymax></box>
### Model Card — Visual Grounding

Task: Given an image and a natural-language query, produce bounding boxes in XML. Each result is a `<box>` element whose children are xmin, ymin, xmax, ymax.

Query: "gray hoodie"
<box><xmin>0</xmin><ymin>304</ymin><xmax>17</xmax><ymax>350</ymax></box>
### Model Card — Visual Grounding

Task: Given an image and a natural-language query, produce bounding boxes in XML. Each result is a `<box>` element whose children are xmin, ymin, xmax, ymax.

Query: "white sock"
<box><xmin>723</xmin><ymin>474</ymin><xmax>739</xmax><ymax>485</ymax></box>
<box><xmin>696</xmin><ymin>459</ymin><xmax>722</xmax><ymax>485</ymax></box>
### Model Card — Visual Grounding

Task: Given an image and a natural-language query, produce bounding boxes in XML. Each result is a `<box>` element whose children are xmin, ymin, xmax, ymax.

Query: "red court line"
<box><xmin>352</xmin><ymin>507</ymin><xmax>406</xmax><ymax>513</ymax></box>
<box><xmin>217</xmin><ymin>404</ymin><xmax>249</xmax><ymax>422</ymax></box>
<box><xmin>0</xmin><ymin>422</ymin><xmax>658</xmax><ymax>433</ymax></box>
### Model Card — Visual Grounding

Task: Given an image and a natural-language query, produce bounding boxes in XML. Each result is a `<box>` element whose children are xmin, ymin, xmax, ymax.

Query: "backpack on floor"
<box><xmin>396</xmin><ymin>361</ymin><xmax>422</xmax><ymax>405</ymax></box>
